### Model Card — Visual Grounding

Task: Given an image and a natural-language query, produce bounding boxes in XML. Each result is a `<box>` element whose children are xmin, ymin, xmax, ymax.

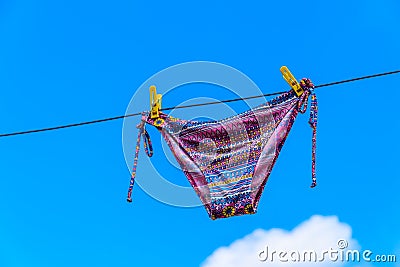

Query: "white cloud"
<box><xmin>201</xmin><ymin>215</ymin><xmax>360</xmax><ymax>267</ymax></box>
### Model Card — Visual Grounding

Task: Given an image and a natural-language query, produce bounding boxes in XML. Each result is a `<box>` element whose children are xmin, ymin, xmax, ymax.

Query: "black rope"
<box><xmin>161</xmin><ymin>91</ymin><xmax>285</xmax><ymax>111</ymax></box>
<box><xmin>1</xmin><ymin>70</ymin><xmax>399</xmax><ymax>138</ymax></box>
<box><xmin>0</xmin><ymin>113</ymin><xmax>141</xmax><ymax>137</ymax></box>
<box><xmin>314</xmin><ymin>70</ymin><xmax>400</xmax><ymax>88</ymax></box>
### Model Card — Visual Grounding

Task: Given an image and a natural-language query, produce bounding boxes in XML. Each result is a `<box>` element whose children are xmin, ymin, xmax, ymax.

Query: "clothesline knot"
<box><xmin>300</xmin><ymin>78</ymin><xmax>315</xmax><ymax>91</ymax></box>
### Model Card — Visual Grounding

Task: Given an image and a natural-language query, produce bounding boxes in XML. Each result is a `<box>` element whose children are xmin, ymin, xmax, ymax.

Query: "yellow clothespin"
<box><xmin>280</xmin><ymin>66</ymin><xmax>304</xmax><ymax>97</ymax></box>
<box><xmin>149</xmin><ymin>85</ymin><xmax>162</xmax><ymax>119</ymax></box>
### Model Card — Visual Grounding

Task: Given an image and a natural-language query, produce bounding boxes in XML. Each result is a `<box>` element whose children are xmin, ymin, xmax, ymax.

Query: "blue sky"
<box><xmin>0</xmin><ymin>1</ymin><xmax>399</xmax><ymax>266</ymax></box>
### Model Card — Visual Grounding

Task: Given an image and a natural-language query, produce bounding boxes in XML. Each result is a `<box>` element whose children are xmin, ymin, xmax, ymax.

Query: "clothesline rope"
<box><xmin>1</xmin><ymin>69</ymin><xmax>399</xmax><ymax>138</ymax></box>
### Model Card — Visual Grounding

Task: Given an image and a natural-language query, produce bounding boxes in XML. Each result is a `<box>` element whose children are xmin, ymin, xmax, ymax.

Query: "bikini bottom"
<box><xmin>127</xmin><ymin>89</ymin><xmax>318</xmax><ymax>219</ymax></box>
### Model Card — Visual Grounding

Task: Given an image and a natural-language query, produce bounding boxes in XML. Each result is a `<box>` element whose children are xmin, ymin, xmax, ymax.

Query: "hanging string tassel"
<box><xmin>308</xmin><ymin>92</ymin><xmax>318</xmax><ymax>188</ymax></box>
<box><xmin>127</xmin><ymin>115</ymin><xmax>153</xmax><ymax>202</ymax></box>
<box><xmin>299</xmin><ymin>78</ymin><xmax>318</xmax><ymax>188</ymax></box>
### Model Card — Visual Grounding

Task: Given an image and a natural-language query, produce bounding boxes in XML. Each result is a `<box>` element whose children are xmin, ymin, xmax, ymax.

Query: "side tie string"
<box><xmin>308</xmin><ymin>92</ymin><xmax>318</xmax><ymax>188</ymax></box>
<box><xmin>127</xmin><ymin>117</ymin><xmax>153</xmax><ymax>202</ymax></box>
<box><xmin>299</xmin><ymin>78</ymin><xmax>318</xmax><ymax>188</ymax></box>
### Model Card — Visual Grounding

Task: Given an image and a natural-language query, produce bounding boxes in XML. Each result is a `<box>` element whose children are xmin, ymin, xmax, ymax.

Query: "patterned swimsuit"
<box><xmin>127</xmin><ymin>89</ymin><xmax>317</xmax><ymax>220</ymax></box>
